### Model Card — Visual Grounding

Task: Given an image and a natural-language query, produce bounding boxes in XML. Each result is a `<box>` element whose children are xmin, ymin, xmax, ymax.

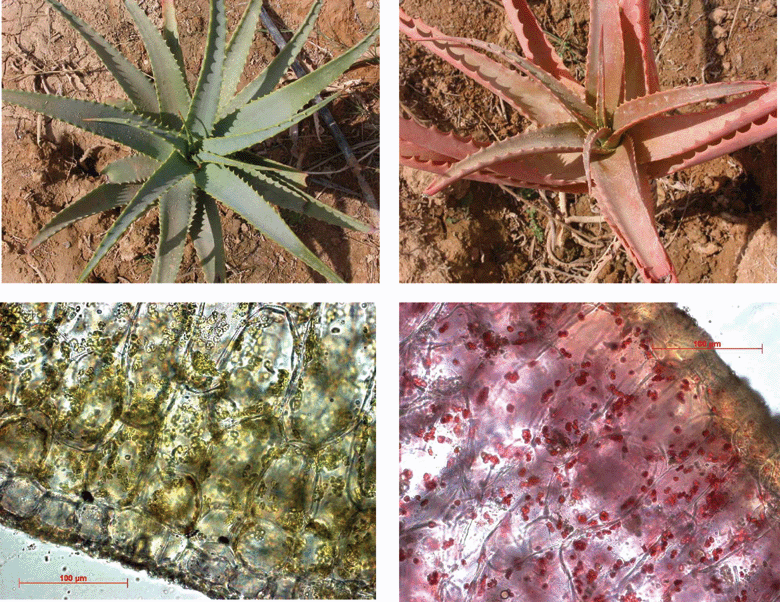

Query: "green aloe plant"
<box><xmin>3</xmin><ymin>0</ymin><xmax>378</xmax><ymax>283</ymax></box>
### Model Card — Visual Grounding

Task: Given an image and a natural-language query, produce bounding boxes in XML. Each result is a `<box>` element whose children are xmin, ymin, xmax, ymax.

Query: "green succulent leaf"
<box><xmin>219</xmin><ymin>0</ymin><xmax>263</xmax><ymax>114</ymax></box>
<box><xmin>220</xmin><ymin>0</ymin><xmax>323</xmax><ymax>118</ymax></box>
<box><xmin>215</xmin><ymin>27</ymin><xmax>378</xmax><ymax>137</ymax></box>
<box><xmin>231</xmin><ymin>152</ymin><xmax>309</xmax><ymax>188</ymax></box>
<box><xmin>3</xmin><ymin>90</ymin><xmax>179</xmax><ymax>160</ymax></box>
<box><xmin>102</xmin><ymin>97</ymin><xmax>137</xmax><ymax>111</ymax></box>
<box><xmin>102</xmin><ymin>155</ymin><xmax>162</xmax><ymax>183</ymax></box>
<box><xmin>189</xmin><ymin>190</ymin><xmax>227</xmax><ymax>283</ymax></box>
<box><xmin>42</xmin><ymin>0</ymin><xmax>158</xmax><ymax>112</ymax></box>
<box><xmin>161</xmin><ymin>0</ymin><xmax>188</xmax><ymax>83</ymax></box>
<box><xmin>235</xmin><ymin>166</ymin><xmax>372</xmax><ymax>233</ymax></box>
<box><xmin>195</xmin><ymin>163</ymin><xmax>344</xmax><ymax>282</ymax></box>
<box><xmin>124</xmin><ymin>0</ymin><xmax>190</xmax><ymax>125</ymax></box>
<box><xmin>194</xmin><ymin>150</ymin><xmax>263</xmax><ymax>170</ymax></box>
<box><xmin>195</xmin><ymin>151</ymin><xmax>308</xmax><ymax>189</ymax></box>
<box><xmin>79</xmin><ymin>151</ymin><xmax>196</xmax><ymax>281</ymax></box>
<box><xmin>152</xmin><ymin>176</ymin><xmax>196</xmax><ymax>283</ymax></box>
<box><xmin>203</xmin><ymin>93</ymin><xmax>339</xmax><ymax>155</ymax></box>
<box><xmin>186</xmin><ymin>0</ymin><xmax>227</xmax><ymax>137</ymax></box>
<box><xmin>82</xmin><ymin>116</ymin><xmax>187</xmax><ymax>152</ymax></box>
<box><xmin>30</xmin><ymin>182</ymin><xmax>140</xmax><ymax>249</ymax></box>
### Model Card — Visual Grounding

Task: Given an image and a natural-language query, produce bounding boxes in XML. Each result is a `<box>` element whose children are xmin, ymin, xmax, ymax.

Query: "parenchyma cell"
<box><xmin>0</xmin><ymin>302</ymin><xmax>375</xmax><ymax>599</ymax></box>
<box><xmin>400</xmin><ymin>303</ymin><xmax>779</xmax><ymax>602</ymax></box>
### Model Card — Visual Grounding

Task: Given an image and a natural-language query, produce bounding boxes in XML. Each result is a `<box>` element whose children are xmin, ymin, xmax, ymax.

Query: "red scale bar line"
<box><xmin>652</xmin><ymin>346</ymin><xmax>763</xmax><ymax>350</ymax></box>
<box><xmin>19</xmin><ymin>581</ymin><xmax>129</xmax><ymax>586</ymax></box>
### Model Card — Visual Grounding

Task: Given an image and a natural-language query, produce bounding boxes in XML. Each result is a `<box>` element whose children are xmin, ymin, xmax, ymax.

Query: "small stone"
<box><xmin>366</xmin><ymin>0</ymin><xmax>374</xmax><ymax>7</ymax></box>
<box><xmin>63</xmin><ymin>241</ymin><xmax>72</xmax><ymax>249</ymax></box>
<box><xmin>118</xmin><ymin>238</ymin><xmax>136</xmax><ymax>263</ymax></box>
<box><xmin>758</xmin><ymin>0</ymin><xmax>776</xmax><ymax>16</ymax></box>
<box><xmin>693</xmin><ymin>241</ymin><xmax>721</xmax><ymax>256</ymax></box>
<box><xmin>712</xmin><ymin>25</ymin><xmax>728</xmax><ymax>39</ymax></box>
<box><xmin>716</xmin><ymin>42</ymin><xmax>727</xmax><ymax>56</ymax></box>
<box><xmin>709</xmin><ymin>7</ymin><xmax>728</xmax><ymax>23</ymax></box>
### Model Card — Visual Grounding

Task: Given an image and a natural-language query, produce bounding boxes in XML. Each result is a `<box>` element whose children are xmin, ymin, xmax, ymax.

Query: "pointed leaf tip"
<box><xmin>124</xmin><ymin>0</ymin><xmax>190</xmax><ymax>124</ymax></box>
<box><xmin>187</xmin><ymin>0</ymin><xmax>227</xmax><ymax>137</ymax></box>
<box><xmin>219</xmin><ymin>0</ymin><xmax>324</xmax><ymax>117</ymax></box>
<box><xmin>2</xmin><ymin>89</ymin><xmax>179</xmax><ymax>159</ymax></box>
<box><xmin>215</xmin><ymin>24</ymin><xmax>378</xmax><ymax>138</ymax></box>
<box><xmin>43</xmin><ymin>0</ymin><xmax>158</xmax><ymax>111</ymax></box>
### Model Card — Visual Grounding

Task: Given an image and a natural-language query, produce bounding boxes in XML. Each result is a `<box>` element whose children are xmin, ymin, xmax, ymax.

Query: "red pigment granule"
<box><xmin>400</xmin><ymin>303</ymin><xmax>780</xmax><ymax>602</ymax></box>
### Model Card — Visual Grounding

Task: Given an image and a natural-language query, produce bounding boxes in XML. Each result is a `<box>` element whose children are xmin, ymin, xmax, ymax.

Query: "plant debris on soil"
<box><xmin>400</xmin><ymin>0</ymin><xmax>776</xmax><ymax>283</ymax></box>
<box><xmin>2</xmin><ymin>0</ymin><xmax>379</xmax><ymax>283</ymax></box>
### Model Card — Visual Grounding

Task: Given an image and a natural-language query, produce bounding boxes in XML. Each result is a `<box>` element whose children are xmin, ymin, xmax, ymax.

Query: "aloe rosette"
<box><xmin>3</xmin><ymin>0</ymin><xmax>378</xmax><ymax>283</ymax></box>
<box><xmin>401</xmin><ymin>0</ymin><xmax>777</xmax><ymax>283</ymax></box>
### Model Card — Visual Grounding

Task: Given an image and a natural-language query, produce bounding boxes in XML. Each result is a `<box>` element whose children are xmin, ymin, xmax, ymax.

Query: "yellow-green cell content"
<box><xmin>0</xmin><ymin>302</ymin><xmax>375</xmax><ymax>599</ymax></box>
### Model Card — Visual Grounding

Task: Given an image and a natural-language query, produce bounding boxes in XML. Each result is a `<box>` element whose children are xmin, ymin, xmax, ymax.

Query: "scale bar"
<box><xmin>652</xmin><ymin>346</ymin><xmax>763</xmax><ymax>352</ymax></box>
<box><xmin>19</xmin><ymin>579</ymin><xmax>129</xmax><ymax>587</ymax></box>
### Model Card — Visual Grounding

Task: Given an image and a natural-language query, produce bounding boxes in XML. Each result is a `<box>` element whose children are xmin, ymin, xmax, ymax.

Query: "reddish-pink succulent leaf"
<box><xmin>491</xmin><ymin>152</ymin><xmax>588</xmax><ymax>189</ymax></box>
<box><xmin>421</xmin><ymin>152</ymin><xmax>588</xmax><ymax>194</ymax></box>
<box><xmin>612</xmin><ymin>81</ymin><xmax>769</xmax><ymax>139</ymax></box>
<box><xmin>400</xmin><ymin>117</ymin><xmax>488</xmax><ymax>161</ymax></box>
<box><xmin>583</xmin><ymin>130</ymin><xmax>598</xmax><ymax>192</ymax></box>
<box><xmin>425</xmin><ymin>123</ymin><xmax>586</xmax><ymax>195</ymax></box>
<box><xmin>493</xmin><ymin>178</ymin><xmax>588</xmax><ymax>194</ymax></box>
<box><xmin>633</xmin><ymin>160</ymin><xmax>659</xmax><ymax>218</ymax></box>
<box><xmin>400</xmin><ymin>10</ymin><xmax>573</xmax><ymax>125</ymax></box>
<box><xmin>590</xmin><ymin>134</ymin><xmax>678</xmax><ymax>282</ymax></box>
<box><xmin>647</xmin><ymin>110</ymin><xmax>777</xmax><ymax>178</ymax></box>
<box><xmin>583</xmin><ymin>127</ymin><xmax>611</xmax><ymax>196</ymax></box>
<box><xmin>633</xmin><ymin>85</ymin><xmax>777</xmax><ymax>171</ymax></box>
<box><xmin>400</xmin><ymin>118</ymin><xmax>587</xmax><ymax>191</ymax></box>
<box><xmin>401</xmin><ymin>153</ymin><xmax>588</xmax><ymax>193</ymax></box>
<box><xmin>470</xmin><ymin>151</ymin><xmax>588</xmax><ymax>190</ymax></box>
<box><xmin>400</xmin><ymin>141</ymin><xmax>454</xmax><ymax>164</ymax></box>
<box><xmin>619</xmin><ymin>0</ymin><xmax>660</xmax><ymax>100</ymax></box>
<box><xmin>604</xmin><ymin>1</ymin><xmax>625</xmax><ymax>119</ymax></box>
<box><xmin>586</xmin><ymin>0</ymin><xmax>624</xmax><ymax>120</ymax></box>
<box><xmin>500</xmin><ymin>0</ymin><xmax>580</xmax><ymax>91</ymax></box>
<box><xmin>431</xmin><ymin>35</ymin><xmax>598</xmax><ymax>128</ymax></box>
<box><xmin>596</xmin><ymin>37</ymin><xmax>608</xmax><ymax>126</ymax></box>
<box><xmin>401</xmin><ymin>143</ymin><xmax>589</xmax><ymax>192</ymax></box>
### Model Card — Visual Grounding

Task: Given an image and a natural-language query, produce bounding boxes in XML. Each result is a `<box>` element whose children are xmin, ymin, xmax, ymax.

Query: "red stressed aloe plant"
<box><xmin>400</xmin><ymin>0</ymin><xmax>777</xmax><ymax>282</ymax></box>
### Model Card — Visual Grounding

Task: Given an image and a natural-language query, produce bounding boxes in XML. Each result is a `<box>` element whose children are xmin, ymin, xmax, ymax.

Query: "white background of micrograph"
<box><xmin>686</xmin><ymin>303</ymin><xmax>779</xmax><ymax>414</ymax></box>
